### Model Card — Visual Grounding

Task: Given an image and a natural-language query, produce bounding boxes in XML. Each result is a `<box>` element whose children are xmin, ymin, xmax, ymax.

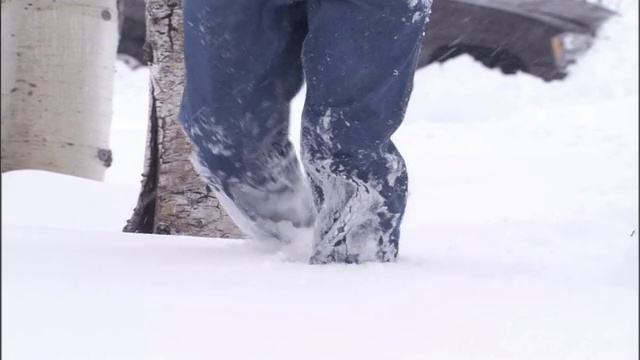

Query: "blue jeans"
<box><xmin>179</xmin><ymin>0</ymin><xmax>430</xmax><ymax>263</ymax></box>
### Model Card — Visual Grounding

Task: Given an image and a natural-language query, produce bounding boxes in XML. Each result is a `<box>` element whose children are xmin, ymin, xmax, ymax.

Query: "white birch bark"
<box><xmin>123</xmin><ymin>0</ymin><xmax>242</xmax><ymax>238</ymax></box>
<box><xmin>1</xmin><ymin>0</ymin><xmax>118</xmax><ymax>180</ymax></box>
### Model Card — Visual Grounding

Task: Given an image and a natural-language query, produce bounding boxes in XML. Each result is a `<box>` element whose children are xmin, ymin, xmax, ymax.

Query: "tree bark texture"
<box><xmin>1</xmin><ymin>0</ymin><xmax>118</xmax><ymax>180</ymax></box>
<box><xmin>123</xmin><ymin>0</ymin><xmax>242</xmax><ymax>238</ymax></box>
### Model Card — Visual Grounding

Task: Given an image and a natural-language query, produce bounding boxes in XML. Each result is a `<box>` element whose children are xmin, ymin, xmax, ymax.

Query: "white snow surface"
<box><xmin>2</xmin><ymin>1</ymin><xmax>638</xmax><ymax>359</ymax></box>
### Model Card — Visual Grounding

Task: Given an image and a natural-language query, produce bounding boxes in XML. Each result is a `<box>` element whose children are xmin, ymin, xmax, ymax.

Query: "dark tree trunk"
<box><xmin>123</xmin><ymin>0</ymin><xmax>242</xmax><ymax>238</ymax></box>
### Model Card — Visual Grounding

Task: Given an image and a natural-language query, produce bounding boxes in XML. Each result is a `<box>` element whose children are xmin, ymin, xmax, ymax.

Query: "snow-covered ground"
<box><xmin>3</xmin><ymin>1</ymin><xmax>638</xmax><ymax>359</ymax></box>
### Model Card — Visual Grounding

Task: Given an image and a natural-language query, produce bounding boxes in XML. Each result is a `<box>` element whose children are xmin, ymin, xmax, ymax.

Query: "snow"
<box><xmin>2</xmin><ymin>1</ymin><xmax>638</xmax><ymax>359</ymax></box>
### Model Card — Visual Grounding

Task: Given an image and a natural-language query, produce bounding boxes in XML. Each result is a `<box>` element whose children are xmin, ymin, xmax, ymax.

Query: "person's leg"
<box><xmin>301</xmin><ymin>0</ymin><xmax>431</xmax><ymax>263</ymax></box>
<box><xmin>180</xmin><ymin>0</ymin><xmax>315</xmax><ymax>242</ymax></box>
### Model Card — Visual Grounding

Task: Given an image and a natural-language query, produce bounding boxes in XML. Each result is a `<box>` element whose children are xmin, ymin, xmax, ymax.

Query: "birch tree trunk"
<box><xmin>1</xmin><ymin>0</ymin><xmax>118</xmax><ymax>180</ymax></box>
<box><xmin>123</xmin><ymin>0</ymin><xmax>242</xmax><ymax>238</ymax></box>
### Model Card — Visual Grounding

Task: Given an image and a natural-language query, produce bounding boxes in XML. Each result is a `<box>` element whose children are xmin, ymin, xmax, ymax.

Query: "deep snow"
<box><xmin>2</xmin><ymin>1</ymin><xmax>638</xmax><ymax>359</ymax></box>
